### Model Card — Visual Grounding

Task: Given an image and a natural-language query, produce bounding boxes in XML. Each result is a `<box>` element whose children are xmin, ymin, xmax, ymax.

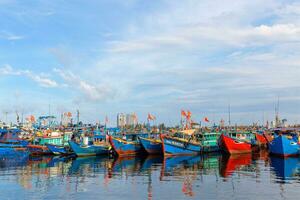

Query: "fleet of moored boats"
<box><xmin>0</xmin><ymin>124</ymin><xmax>299</xmax><ymax>159</ymax></box>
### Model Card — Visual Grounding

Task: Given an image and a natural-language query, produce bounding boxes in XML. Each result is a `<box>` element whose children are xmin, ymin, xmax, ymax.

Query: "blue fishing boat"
<box><xmin>269</xmin><ymin>134</ymin><xmax>300</xmax><ymax>157</ymax></box>
<box><xmin>109</xmin><ymin>133</ymin><xmax>147</xmax><ymax>156</ymax></box>
<box><xmin>68</xmin><ymin>138</ymin><xmax>110</xmax><ymax>157</ymax></box>
<box><xmin>46</xmin><ymin>143</ymin><xmax>70</xmax><ymax>155</ymax></box>
<box><xmin>161</xmin><ymin>130</ymin><xmax>201</xmax><ymax>156</ymax></box>
<box><xmin>139</xmin><ymin>136</ymin><xmax>162</xmax><ymax>154</ymax></box>
<box><xmin>0</xmin><ymin>128</ymin><xmax>29</xmax><ymax>148</ymax></box>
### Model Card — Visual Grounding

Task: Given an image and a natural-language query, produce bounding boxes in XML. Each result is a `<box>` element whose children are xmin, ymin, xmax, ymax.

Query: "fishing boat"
<box><xmin>263</xmin><ymin>131</ymin><xmax>273</xmax><ymax>144</ymax></box>
<box><xmin>199</xmin><ymin>132</ymin><xmax>221</xmax><ymax>153</ymax></box>
<box><xmin>46</xmin><ymin>143</ymin><xmax>70</xmax><ymax>155</ymax></box>
<box><xmin>28</xmin><ymin>129</ymin><xmax>70</xmax><ymax>155</ymax></box>
<box><xmin>160</xmin><ymin>129</ymin><xmax>201</xmax><ymax>156</ymax></box>
<box><xmin>218</xmin><ymin>131</ymin><xmax>255</xmax><ymax>154</ymax></box>
<box><xmin>27</xmin><ymin>144</ymin><xmax>52</xmax><ymax>155</ymax></box>
<box><xmin>109</xmin><ymin>133</ymin><xmax>147</xmax><ymax>156</ymax></box>
<box><xmin>69</xmin><ymin>135</ymin><xmax>110</xmax><ymax>157</ymax></box>
<box><xmin>254</xmin><ymin>131</ymin><xmax>268</xmax><ymax>148</ymax></box>
<box><xmin>0</xmin><ymin>128</ymin><xmax>29</xmax><ymax>148</ymax></box>
<box><xmin>139</xmin><ymin>135</ymin><xmax>162</xmax><ymax>154</ymax></box>
<box><xmin>268</xmin><ymin>130</ymin><xmax>300</xmax><ymax>157</ymax></box>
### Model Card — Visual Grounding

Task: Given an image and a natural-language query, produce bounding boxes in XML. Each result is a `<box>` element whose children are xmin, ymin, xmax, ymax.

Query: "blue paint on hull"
<box><xmin>269</xmin><ymin>135</ymin><xmax>300</xmax><ymax>156</ymax></box>
<box><xmin>162</xmin><ymin>136</ymin><xmax>201</xmax><ymax>156</ymax></box>
<box><xmin>68</xmin><ymin>141</ymin><xmax>109</xmax><ymax>157</ymax></box>
<box><xmin>109</xmin><ymin>136</ymin><xmax>143</xmax><ymax>156</ymax></box>
<box><xmin>46</xmin><ymin>144</ymin><xmax>68</xmax><ymax>155</ymax></box>
<box><xmin>139</xmin><ymin>137</ymin><xmax>162</xmax><ymax>154</ymax></box>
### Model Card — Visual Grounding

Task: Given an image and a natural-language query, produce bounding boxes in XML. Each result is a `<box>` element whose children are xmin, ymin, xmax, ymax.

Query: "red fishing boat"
<box><xmin>255</xmin><ymin>132</ymin><xmax>268</xmax><ymax>148</ymax></box>
<box><xmin>263</xmin><ymin>131</ymin><xmax>273</xmax><ymax>143</ymax></box>
<box><xmin>218</xmin><ymin>133</ymin><xmax>252</xmax><ymax>154</ymax></box>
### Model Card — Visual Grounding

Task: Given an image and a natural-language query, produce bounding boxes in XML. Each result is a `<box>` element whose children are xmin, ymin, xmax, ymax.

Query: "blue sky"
<box><xmin>1</xmin><ymin>0</ymin><xmax>300</xmax><ymax>126</ymax></box>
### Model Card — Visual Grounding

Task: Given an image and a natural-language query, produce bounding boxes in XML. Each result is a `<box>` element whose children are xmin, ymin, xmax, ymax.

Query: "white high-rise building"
<box><xmin>117</xmin><ymin>113</ymin><xmax>126</xmax><ymax>128</ymax></box>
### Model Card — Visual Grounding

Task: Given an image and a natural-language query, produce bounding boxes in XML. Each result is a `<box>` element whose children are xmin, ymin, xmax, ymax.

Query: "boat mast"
<box><xmin>228</xmin><ymin>104</ymin><xmax>231</xmax><ymax>128</ymax></box>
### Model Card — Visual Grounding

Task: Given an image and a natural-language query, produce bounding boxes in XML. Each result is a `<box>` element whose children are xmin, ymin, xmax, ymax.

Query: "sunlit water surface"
<box><xmin>0</xmin><ymin>150</ymin><xmax>299</xmax><ymax>200</ymax></box>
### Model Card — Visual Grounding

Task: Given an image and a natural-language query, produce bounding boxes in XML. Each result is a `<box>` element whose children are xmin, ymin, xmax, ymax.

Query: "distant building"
<box><xmin>117</xmin><ymin>113</ymin><xmax>126</xmax><ymax>128</ymax></box>
<box><xmin>126</xmin><ymin>113</ymin><xmax>137</xmax><ymax>126</ymax></box>
<box><xmin>117</xmin><ymin>113</ymin><xmax>137</xmax><ymax>127</ymax></box>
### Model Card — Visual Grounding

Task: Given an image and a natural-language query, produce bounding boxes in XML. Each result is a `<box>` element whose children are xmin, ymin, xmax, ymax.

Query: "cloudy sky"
<box><xmin>1</xmin><ymin>0</ymin><xmax>300</xmax><ymax>126</ymax></box>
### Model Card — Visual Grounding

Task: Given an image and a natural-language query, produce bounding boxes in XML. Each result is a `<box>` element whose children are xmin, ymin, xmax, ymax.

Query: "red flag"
<box><xmin>147</xmin><ymin>113</ymin><xmax>156</xmax><ymax>121</ymax></box>
<box><xmin>30</xmin><ymin>115</ymin><xmax>35</xmax><ymax>122</ymax></box>
<box><xmin>204</xmin><ymin>117</ymin><xmax>209</xmax><ymax>122</ymax></box>
<box><xmin>105</xmin><ymin>116</ymin><xmax>109</xmax><ymax>124</ymax></box>
<box><xmin>186</xmin><ymin>110</ymin><xmax>192</xmax><ymax>119</ymax></box>
<box><xmin>181</xmin><ymin>110</ymin><xmax>187</xmax><ymax>117</ymax></box>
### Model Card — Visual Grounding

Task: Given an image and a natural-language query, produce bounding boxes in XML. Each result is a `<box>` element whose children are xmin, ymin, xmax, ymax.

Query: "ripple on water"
<box><xmin>0</xmin><ymin>151</ymin><xmax>299</xmax><ymax>199</ymax></box>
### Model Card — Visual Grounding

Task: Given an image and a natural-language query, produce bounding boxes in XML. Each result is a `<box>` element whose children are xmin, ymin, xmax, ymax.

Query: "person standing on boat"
<box><xmin>122</xmin><ymin>133</ymin><xmax>126</xmax><ymax>140</ymax></box>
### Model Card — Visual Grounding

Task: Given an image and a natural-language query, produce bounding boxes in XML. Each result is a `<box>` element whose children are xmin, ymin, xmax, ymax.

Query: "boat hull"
<box><xmin>255</xmin><ymin>132</ymin><xmax>268</xmax><ymax>148</ymax></box>
<box><xmin>46</xmin><ymin>144</ymin><xmax>69</xmax><ymax>155</ymax></box>
<box><xmin>109</xmin><ymin>136</ymin><xmax>143</xmax><ymax>156</ymax></box>
<box><xmin>27</xmin><ymin>144</ymin><xmax>52</xmax><ymax>155</ymax></box>
<box><xmin>218</xmin><ymin>134</ymin><xmax>252</xmax><ymax>154</ymax></box>
<box><xmin>68</xmin><ymin>141</ymin><xmax>110</xmax><ymax>157</ymax></box>
<box><xmin>139</xmin><ymin>137</ymin><xmax>162</xmax><ymax>154</ymax></box>
<box><xmin>201</xmin><ymin>145</ymin><xmax>220</xmax><ymax>153</ymax></box>
<box><xmin>161</xmin><ymin>135</ymin><xmax>201</xmax><ymax>156</ymax></box>
<box><xmin>269</xmin><ymin>135</ymin><xmax>300</xmax><ymax>157</ymax></box>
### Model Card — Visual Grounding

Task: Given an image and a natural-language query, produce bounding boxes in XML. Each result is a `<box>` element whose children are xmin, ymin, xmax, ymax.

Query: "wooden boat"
<box><xmin>68</xmin><ymin>137</ymin><xmax>110</xmax><ymax>157</ymax></box>
<box><xmin>268</xmin><ymin>133</ymin><xmax>300</xmax><ymax>157</ymax></box>
<box><xmin>254</xmin><ymin>131</ymin><xmax>268</xmax><ymax>148</ymax></box>
<box><xmin>199</xmin><ymin>132</ymin><xmax>221</xmax><ymax>153</ymax></box>
<box><xmin>160</xmin><ymin>130</ymin><xmax>201</xmax><ymax>156</ymax></box>
<box><xmin>139</xmin><ymin>136</ymin><xmax>162</xmax><ymax>154</ymax></box>
<box><xmin>263</xmin><ymin>131</ymin><xmax>273</xmax><ymax>144</ymax></box>
<box><xmin>46</xmin><ymin>143</ymin><xmax>70</xmax><ymax>155</ymax></box>
<box><xmin>218</xmin><ymin>132</ymin><xmax>254</xmax><ymax>154</ymax></box>
<box><xmin>109</xmin><ymin>133</ymin><xmax>146</xmax><ymax>156</ymax></box>
<box><xmin>27</xmin><ymin>144</ymin><xmax>52</xmax><ymax>155</ymax></box>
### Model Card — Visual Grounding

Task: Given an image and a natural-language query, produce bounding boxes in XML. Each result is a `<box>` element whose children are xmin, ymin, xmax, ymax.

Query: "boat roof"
<box><xmin>180</xmin><ymin>129</ymin><xmax>196</xmax><ymax>135</ymax></box>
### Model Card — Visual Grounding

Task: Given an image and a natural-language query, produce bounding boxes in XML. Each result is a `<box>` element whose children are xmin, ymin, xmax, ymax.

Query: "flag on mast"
<box><xmin>204</xmin><ymin>117</ymin><xmax>210</xmax><ymax>123</ymax></box>
<box><xmin>147</xmin><ymin>113</ymin><xmax>156</xmax><ymax>121</ymax></box>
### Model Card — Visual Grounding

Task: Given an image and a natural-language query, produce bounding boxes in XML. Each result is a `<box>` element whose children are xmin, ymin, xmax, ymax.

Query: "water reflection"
<box><xmin>270</xmin><ymin>156</ymin><xmax>300</xmax><ymax>181</ymax></box>
<box><xmin>0</xmin><ymin>151</ymin><xmax>299</xmax><ymax>199</ymax></box>
<box><xmin>220</xmin><ymin>154</ymin><xmax>252</xmax><ymax>178</ymax></box>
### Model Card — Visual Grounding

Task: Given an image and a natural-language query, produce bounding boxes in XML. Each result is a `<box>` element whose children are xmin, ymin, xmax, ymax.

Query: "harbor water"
<box><xmin>0</xmin><ymin>151</ymin><xmax>299</xmax><ymax>200</ymax></box>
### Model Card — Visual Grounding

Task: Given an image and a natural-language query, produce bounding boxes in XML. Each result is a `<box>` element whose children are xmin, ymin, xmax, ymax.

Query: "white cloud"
<box><xmin>0</xmin><ymin>65</ymin><xmax>58</xmax><ymax>88</ymax></box>
<box><xmin>0</xmin><ymin>31</ymin><xmax>24</xmax><ymax>41</ymax></box>
<box><xmin>53</xmin><ymin>68</ymin><xmax>115</xmax><ymax>102</ymax></box>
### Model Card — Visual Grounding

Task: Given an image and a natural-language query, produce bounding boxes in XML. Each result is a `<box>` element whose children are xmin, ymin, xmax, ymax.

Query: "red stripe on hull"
<box><xmin>115</xmin><ymin>150</ymin><xmax>140</xmax><ymax>157</ymax></box>
<box><xmin>220</xmin><ymin>134</ymin><xmax>252</xmax><ymax>154</ymax></box>
<box><xmin>109</xmin><ymin>136</ymin><xmax>140</xmax><ymax>157</ymax></box>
